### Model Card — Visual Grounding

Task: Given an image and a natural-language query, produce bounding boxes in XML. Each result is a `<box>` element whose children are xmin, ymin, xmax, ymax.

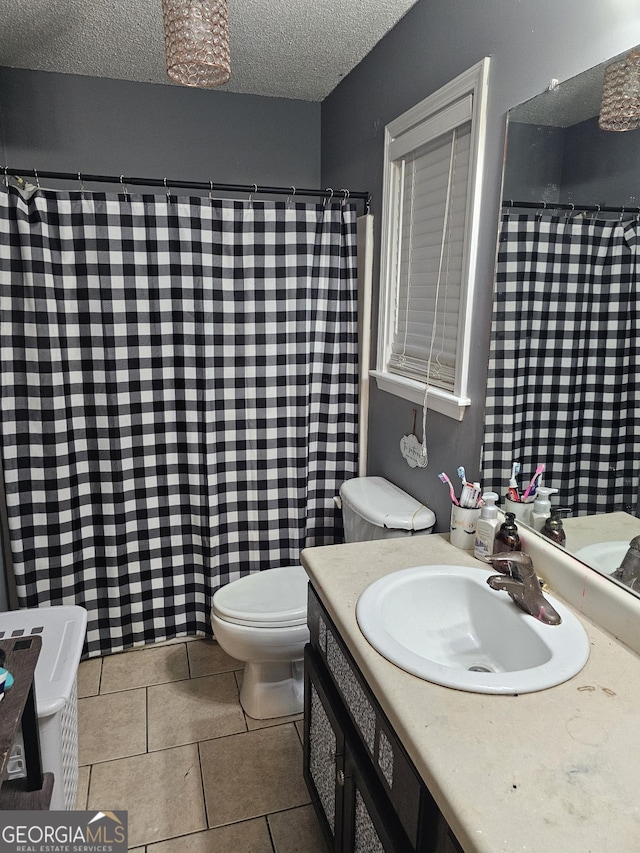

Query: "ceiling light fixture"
<box><xmin>599</xmin><ymin>49</ymin><xmax>640</xmax><ymax>131</ymax></box>
<box><xmin>161</xmin><ymin>0</ymin><xmax>231</xmax><ymax>89</ymax></box>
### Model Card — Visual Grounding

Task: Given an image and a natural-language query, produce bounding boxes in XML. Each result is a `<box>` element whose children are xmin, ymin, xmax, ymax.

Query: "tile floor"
<box><xmin>76</xmin><ymin>638</ymin><xmax>327</xmax><ymax>852</ymax></box>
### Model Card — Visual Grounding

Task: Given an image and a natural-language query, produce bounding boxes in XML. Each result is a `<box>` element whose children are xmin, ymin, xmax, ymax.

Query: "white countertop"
<box><xmin>563</xmin><ymin>510</ymin><xmax>640</xmax><ymax>553</ymax></box>
<box><xmin>301</xmin><ymin>535</ymin><xmax>640</xmax><ymax>853</ymax></box>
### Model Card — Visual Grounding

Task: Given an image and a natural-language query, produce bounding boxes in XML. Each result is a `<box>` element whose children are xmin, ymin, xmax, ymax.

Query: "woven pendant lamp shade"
<box><xmin>599</xmin><ymin>50</ymin><xmax>640</xmax><ymax>131</ymax></box>
<box><xmin>162</xmin><ymin>0</ymin><xmax>231</xmax><ymax>88</ymax></box>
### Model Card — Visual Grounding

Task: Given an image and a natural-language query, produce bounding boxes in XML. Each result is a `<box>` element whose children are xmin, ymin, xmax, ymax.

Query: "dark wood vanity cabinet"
<box><xmin>304</xmin><ymin>585</ymin><xmax>464</xmax><ymax>853</ymax></box>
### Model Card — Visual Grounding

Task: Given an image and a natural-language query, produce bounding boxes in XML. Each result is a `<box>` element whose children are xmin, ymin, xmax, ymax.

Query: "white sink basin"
<box><xmin>356</xmin><ymin>565</ymin><xmax>590</xmax><ymax>694</ymax></box>
<box><xmin>574</xmin><ymin>541</ymin><xmax>627</xmax><ymax>575</ymax></box>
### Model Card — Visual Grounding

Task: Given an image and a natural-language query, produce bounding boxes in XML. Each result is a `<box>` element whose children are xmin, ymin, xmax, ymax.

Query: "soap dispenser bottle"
<box><xmin>474</xmin><ymin>492</ymin><xmax>500</xmax><ymax>563</ymax></box>
<box><xmin>541</xmin><ymin>509</ymin><xmax>567</xmax><ymax>547</ymax></box>
<box><xmin>493</xmin><ymin>512</ymin><xmax>522</xmax><ymax>553</ymax></box>
<box><xmin>529</xmin><ymin>486</ymin><xmax>559</xmax><ymax>532</ymax></box>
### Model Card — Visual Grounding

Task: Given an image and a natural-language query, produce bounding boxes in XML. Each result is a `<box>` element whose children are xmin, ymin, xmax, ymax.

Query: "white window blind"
<box><xmin>389</xmin><ymin>122</ymin><xmax>471</xmax><ymax>391</ymax></box>
<box><xmin>374</xmin><ymin>58</ymin><xmax>490</xmax><ymax>421</ymax></box>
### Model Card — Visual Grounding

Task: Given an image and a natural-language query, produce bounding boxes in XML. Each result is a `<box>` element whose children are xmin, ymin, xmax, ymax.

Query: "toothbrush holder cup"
<box><xmin>450</xmin><ymin>505</ymin><xmax>481</xmax><ymax>551</ymax></box>
<box><xmin>503</xmin><ymin>497</ymin><xmax>532</xmax><ymax>525</ymax></box>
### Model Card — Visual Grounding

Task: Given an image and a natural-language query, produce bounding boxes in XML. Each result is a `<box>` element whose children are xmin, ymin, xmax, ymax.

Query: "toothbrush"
<box><xmin>508</xmin><ymin>462</ymin><xmax>520</xmax><ymax>501</ymax></box>
<box><xmin>438</xmin><ymin>472</ymin><xmax>459</xmax><ymax>506</ymax></box>
<box><xmin>522</xmin><ymin>464</ymin><xmax>545</xmax><ymax>501</ymax></box>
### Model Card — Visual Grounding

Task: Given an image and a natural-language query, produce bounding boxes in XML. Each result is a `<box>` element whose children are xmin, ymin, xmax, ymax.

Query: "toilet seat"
<box><xmin>212</xmin><ymin>565</ymin><xmax>308</xmax><ymax>628</ymax></box>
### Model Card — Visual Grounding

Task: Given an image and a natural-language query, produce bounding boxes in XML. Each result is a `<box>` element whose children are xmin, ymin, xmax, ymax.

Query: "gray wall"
<box><xmin>563</xmin><ymin>117</ymin><xmax>640</xmax><ymax>206</ymax></box>
<box><xmin>502</xmin><ymin>123</ymin><xmax>566</xmax><ymax>204</ymax></box>
<box><xmin>0</xmin><ymin>68</ymin><xmax>321</xmax><ymax>189</ymax></box>
<box><xmin>321</xmin><ymin>0</ymin><xmax>640</xmax><ymax>530</ymax></box>
<box><xmin>504</xmin><ymin>119</ymin><xmax>640</xmax><ymax>207</ymax></box>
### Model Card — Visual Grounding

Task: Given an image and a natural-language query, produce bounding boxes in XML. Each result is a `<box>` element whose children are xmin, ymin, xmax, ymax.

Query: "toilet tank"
<box><xmin>339</xmin><ymin>477</ymin><xmax>436</xmax><ymax>543</ymax></box>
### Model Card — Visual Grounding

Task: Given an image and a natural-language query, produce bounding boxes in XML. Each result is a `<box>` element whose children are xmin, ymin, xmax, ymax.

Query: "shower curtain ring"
<box><xmin>208</xmin><ymin>180</ymin><xmax>214</xmax><ymax>202</ymax></box>
<box><xmin>120</xmin><ymin>175</ymin><xmax>129</xmax><ymax>197</ymax></box>
<box><xmin>248</xmin><ymin>184</ymin><xmax>257</xmax><ymax>204</ymax></box>
<box><xmin>619</xmin><ymin>206</ymin><xmax>626</xmax><ymax>223</ymax></box>
<box><xmin>78</xmin><ymin>172</ymin><xmax>85</xmax><ymax>194</ymax></box>
<box><xmin>340</xmin><ymin>188</ymin><xmax>350</xmax><ymax>206</ymax></box>
<box><xmin>164</xmin><ymin>177</ymin><xmax>171</xmax><ymax>201</ymax></box>
<box><xmin>323</xmin><ymin>188</ymin><xmax>334</xmax><ymax>207</ymax></box>
<box><xmin>3</xmin><ymin>166</ymin><xmax>8</xmax><ymax>188</ymax></box>
<box><xmin>286</xmin><ymin>186</ymin><xmax>296</xmax><ymax>206</ymax></box>
<box><xmin>33</xmin><ymin>169</ymin><xmax>40</xmax><ymax>190</ymax></box>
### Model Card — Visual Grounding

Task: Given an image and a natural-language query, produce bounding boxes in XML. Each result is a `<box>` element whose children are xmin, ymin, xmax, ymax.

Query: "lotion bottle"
<box><xmin>493</xmin><ymin>512</ymin><xmax>522</xmax><ymax>553</ymax></box>
<box><xmin>529</xmin><ymin>486</ymin><xmax>558</xmax><ymax>532</ymax></box>
<box><xmin>474</xmin><ymin>492</ymin><xmax>500</xmax><ymax>562</ymax></box>
<box><xmin>541</xmin><ymin>509</ymin><xmax>567</xmax><ymax>547</ymax></box>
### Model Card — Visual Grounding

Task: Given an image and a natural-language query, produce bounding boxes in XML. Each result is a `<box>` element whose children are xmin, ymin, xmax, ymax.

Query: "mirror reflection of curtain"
<box><xmin>482</xmin><ymin>213</ymin><xmax>640</xmax><ymax>516</ymax></box>
<box><xmin>0</xmin><ymin>186</ymin><xmax>359</xmax><ymax>657</ymax></box>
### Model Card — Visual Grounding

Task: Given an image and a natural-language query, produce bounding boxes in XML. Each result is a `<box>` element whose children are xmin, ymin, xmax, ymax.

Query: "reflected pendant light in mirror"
<box><xmin>599</xmin><ymin>49</ymin><xmax>640</xmax><ymax>131</ymax></box>
<box><xmin>162</xmin><ymin>0</ymin><xmax>231</xmax><ymax>88</ymax></box>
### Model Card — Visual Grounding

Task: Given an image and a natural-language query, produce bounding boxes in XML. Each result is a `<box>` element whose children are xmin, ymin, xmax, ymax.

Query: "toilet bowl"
<box><xmin>211</xmin><ymin>565</ymin><xmax>310</xmax><ymax>719</ymax></box>
<box><xmin>211</xmin><ymin>477</ymin><xmax>436</xmax><ymax>719</ymax></box>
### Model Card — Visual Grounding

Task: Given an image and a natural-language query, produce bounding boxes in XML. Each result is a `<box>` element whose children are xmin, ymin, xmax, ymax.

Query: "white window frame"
<box><xmin>372</xmin><ymin>57</ymin><xmax>490</xmax><ymax>421</ymax></box>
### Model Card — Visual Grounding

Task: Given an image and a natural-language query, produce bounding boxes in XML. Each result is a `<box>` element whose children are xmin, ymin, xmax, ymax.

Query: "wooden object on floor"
<box><xmin>0</xmin><ymin>772</ymin><xmax>54</xmax><ymax>810</ymax></box>
<box><xmin>0</xmin><ymin>635</ymin><xmax>52</xmax><ymax>809</ymax></box>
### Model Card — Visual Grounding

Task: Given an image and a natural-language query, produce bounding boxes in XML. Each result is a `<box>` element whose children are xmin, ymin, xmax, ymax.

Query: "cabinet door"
<box><xmin>344</xmin><ymin>747</ymin><xmax>402</xmax><ymax>853</ymax></box>
<box><xmin>304</xmin><ymin>646</ymin><xmax>345</xmax><ymax>852</ymax></box>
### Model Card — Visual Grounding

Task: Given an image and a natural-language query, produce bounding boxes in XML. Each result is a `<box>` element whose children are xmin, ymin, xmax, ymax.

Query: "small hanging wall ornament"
<box><xmin>400</xmin><ymin>410</ymin><xmax>428</xmax><ymax>468</ymax></box>
<box><xmin>400</xmin><ymin>433</ymin><xmax>427</xmax><ymax>468</ymax></box>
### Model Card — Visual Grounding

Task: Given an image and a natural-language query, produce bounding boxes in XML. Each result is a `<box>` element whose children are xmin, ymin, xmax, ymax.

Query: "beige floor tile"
<box><xmin>294</xmin><ymin>719</ymin><xmax>304</xmax><ymax>745</ymax></box>
<box><xmin>245</xmin><ymin>711</ymin><xmax>303</xmax><ymax>731</ymax></box>
<box><xmin>187</xmin><ymin>639</ymin><xmax>242</xmax><ymax>677</ymax></box>
<box><xmin>269</xmin><ymin>805</ymin><xmax>327</xmax><ymax>853</ymax></box>
<box><xmin>100</xmin><ymin>644</ymin><xmax>190</xmax><ymax>693</ymax></box>
<box><xmin>147</xmin><ymin>818</ymin><xmax>272</xmax><ymax>853</ymax></box>
<box><xmin>147</xmin><ymin>672</ymin><xmax>246</xmax><ymax>751</ymax></box>
<box><xmin>88</xmin><ymin>745</ymin><xmax>206</xmax><ymax>848</ymax></box>
<box><xmin>78</xmin><ymin>657</ymin><xmax>102</xmax><ymax>698</ymax></box>
<box><xmin>75</xmin><ymin>765</ymin><xmax>90</xmax><ymax>809</ymax></box>
<box><xmin>129</xmin><ymin>849</ymin><xmax>146</xmax><ymax>853</ymax></box>
<box><xmin>78</xmin><ymin>688</ymin><xmax>147</xmax><ymax>766</ymax></box>
<box><xmin>200</xmin><ymin>724</ymin><xmax>310</xmax><ymax>827</ymax></box>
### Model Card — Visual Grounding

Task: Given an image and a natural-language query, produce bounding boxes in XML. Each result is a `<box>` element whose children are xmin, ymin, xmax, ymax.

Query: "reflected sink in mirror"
<box><xmin>573</xmin><ymin>542</ymin><xmax>627</xmax><ymax>575</ymax></box>
<box><xmin>356</xmin><ymin>565</ymin><xmax>590</xmax><ymax>694</ymax></box>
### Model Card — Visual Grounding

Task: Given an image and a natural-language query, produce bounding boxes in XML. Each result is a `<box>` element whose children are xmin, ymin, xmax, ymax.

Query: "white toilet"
<box><xmin>210</xmin><ymin>476</ymin><xmax>436</xmax><ymax>719</ymax></box>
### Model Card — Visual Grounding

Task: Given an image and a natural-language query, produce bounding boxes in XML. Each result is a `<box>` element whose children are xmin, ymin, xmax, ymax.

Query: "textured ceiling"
<box><xmin>0</xmin><ymin>0</ymin><xmax>419</xmax><ymax>101</ymax></box>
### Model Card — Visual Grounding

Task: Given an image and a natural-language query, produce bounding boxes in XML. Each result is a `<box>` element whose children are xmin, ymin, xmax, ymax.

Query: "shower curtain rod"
<box><xmin>3</xmin><ymin>167</ymin><xmax>371</xmax><ymax>213</ymax></box>
<box><xmin>502</xmin><ymin>199</ymin><xmax>640</xmax><ymax>215</ymax></box>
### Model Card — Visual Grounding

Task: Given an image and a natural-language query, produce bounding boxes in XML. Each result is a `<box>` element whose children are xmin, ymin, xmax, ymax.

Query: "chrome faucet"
<box><xmin>485</xmin><ymin>552</ymin><xmax>562</xmax><ymax>625</ymax></box>
<box><xmin>612</xmin><ymin>535</ymin><xmax>640</xmax><ymax>591</ymax></box>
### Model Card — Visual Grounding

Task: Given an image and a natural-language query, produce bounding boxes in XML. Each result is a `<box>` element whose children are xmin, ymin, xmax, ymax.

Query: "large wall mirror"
<box><xmin>483</xmin><ymin>44</ymin><xmax>640</xmax><ymax>598</ymax></box>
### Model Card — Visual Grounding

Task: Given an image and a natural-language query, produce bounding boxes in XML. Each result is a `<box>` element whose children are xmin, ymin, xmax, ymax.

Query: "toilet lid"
<box><xmin>212</xmin><ymin>565</ymin><xmax>308</xmax><ymax>628</ymax></box>
<box><xmin>340</xmin><ymin>476</ymin><xmax>436</xmax><ymax>531</ymax></box>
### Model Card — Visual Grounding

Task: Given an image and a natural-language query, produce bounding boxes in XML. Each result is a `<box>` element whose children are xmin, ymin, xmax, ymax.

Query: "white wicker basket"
<box><xmin>0</xmin><ymin>606</ymin><xmax>87</xmax><ymax>810</ymax></box>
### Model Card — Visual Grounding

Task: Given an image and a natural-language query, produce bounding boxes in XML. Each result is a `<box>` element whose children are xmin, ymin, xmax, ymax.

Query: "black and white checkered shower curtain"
<box><xmin>0</xmin><ymin>186</ymin><xmax>359</xmax><ymax>656</ymax></box>
<box><xmin>482</xmin><ymin>213</ymin><xmax>640</xmax><ymax>517</ymax></box>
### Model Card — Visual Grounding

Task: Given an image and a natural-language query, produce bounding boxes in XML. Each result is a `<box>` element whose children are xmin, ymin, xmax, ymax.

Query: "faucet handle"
<box><xmin>486</xmin><ymin>553</ymin><xmax>561</xmax><ymax>625</ymax></box>
<box><xmin>486</xmin><ymin>551</ymin><xmax>536</xmax><ymax>583</ymax></box>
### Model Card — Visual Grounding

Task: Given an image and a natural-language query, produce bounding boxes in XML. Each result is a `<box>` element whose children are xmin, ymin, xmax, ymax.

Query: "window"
<box><xmin>372</xmin><ymin>58</ymin><xmax>490</xmax><ymax>421</ymax></box>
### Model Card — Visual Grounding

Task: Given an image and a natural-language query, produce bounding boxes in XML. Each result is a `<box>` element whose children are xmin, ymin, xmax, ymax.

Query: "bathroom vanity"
<box><xmin>301</xmin><ymin>535</ymin><xmax>640</xmax><ymax>853</ymax></box>
<box><xmin>304</xmin><ymin>580</ymin><xmax>460</xmax><ymax>852</ymax></box>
